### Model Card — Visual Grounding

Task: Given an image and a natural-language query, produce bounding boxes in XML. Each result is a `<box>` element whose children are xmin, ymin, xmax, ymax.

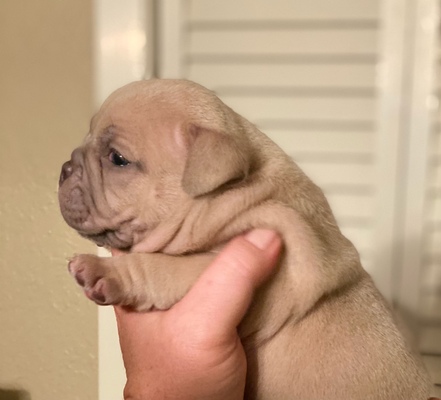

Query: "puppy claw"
<box><xmin>67</xmin><ymin>258</ymin><xmax>76</xmax><ymax>274</ymax></box>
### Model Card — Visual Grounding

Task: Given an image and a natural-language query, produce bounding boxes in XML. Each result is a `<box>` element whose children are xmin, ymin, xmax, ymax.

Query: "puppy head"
<box><xmin>58</xmin><ymin>79</ymin><xmax>254</xmax><ymax>250</ymax></box>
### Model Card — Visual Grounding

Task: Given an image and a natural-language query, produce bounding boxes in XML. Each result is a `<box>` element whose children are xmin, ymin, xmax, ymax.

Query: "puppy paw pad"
<box><xmin>86</xmin><ymin>278</ymin><xmax>121</xmax><ymax>305</ymax></box>
<box><xmin>87</xmin><ymin>279</ymin><xmax>107</xmax><ymax>304</ymax></box>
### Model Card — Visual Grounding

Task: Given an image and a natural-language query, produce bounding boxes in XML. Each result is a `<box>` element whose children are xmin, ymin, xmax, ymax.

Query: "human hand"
<box><xmin>113</xmin><ymin>229</ymin><xmax>282</xmax><ymax>400</ymax></box>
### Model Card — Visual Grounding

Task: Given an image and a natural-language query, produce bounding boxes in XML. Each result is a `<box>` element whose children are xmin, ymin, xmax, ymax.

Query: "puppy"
<box><xmin>58</xmin><ymin>79</ymin><xmax>431</xmax><ymax>399</ymax></box>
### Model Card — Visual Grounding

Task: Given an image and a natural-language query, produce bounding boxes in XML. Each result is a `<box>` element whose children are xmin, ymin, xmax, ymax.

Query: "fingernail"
<box><xmin>245</xmin><ymin>229</ymin><xmax>278</xmax><ymax>250</ymax></box>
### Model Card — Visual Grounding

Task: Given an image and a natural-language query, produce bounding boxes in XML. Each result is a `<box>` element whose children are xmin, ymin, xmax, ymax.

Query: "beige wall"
<box><xmin>0</xmin><ymin>1</ymin><xmax>97</xmax><ymax>400</ymax></box>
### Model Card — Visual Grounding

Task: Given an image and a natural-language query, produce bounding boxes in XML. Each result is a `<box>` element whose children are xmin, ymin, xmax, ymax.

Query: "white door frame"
<box><xmin>93</xmin><ymin>1</ymin><xmax>152</xmax><ymax>399</ymax></box>
<box><xmin>371</xmin><ymin>0</ymin><xmax>437</xmax><ymax>311</ymax></box>
<box><xmin>396</xmin><ymin>0</ymin><xmax>438</xmax><ymax>320</ymax></box>
<box><xmin>372</xmin><ymin>0</ymin><xmax>410</xmax><ymax>300</ymax></box>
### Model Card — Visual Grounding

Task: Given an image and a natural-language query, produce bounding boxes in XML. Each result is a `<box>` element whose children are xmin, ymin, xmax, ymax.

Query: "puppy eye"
<box><xmin>109</xmin><ymin>149</ymin><xmax>130</xmax><ymax>167</ymax></box>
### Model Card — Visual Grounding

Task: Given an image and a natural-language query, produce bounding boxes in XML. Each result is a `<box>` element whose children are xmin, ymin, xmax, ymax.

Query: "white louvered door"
<box><xmin>159</xmin><ymin>0</ymin><xmax>385</xmax><ymax>288</ymax></box>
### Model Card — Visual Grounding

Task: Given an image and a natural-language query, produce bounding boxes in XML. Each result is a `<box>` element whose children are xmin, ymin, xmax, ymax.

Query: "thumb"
<box><xmin>176</xmin><ymin>229</ymin><xmax>282</xmax><ymax>335</ymax></box>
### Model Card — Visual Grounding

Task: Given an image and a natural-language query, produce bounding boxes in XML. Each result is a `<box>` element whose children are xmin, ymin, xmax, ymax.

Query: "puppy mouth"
<box><xmin>59</xmin><ymin>186</ymin><xmax>138</xmax><ymax>250</ymax></box>
<box><xmin>81</xmin><ymin>229</ymin><xmax>134</xmax><ymax>250</ymax></box>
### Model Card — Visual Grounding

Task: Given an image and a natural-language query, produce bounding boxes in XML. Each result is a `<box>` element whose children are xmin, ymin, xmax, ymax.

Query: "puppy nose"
<box><xmin>59</xmin><ymin>148</ymin><xmax>84</xmax><ymax>186</ymax></box>
<box><xmin>59</xmin><ymin>161</ymin><xmax>73</xmax><ymax>186</ymax></box>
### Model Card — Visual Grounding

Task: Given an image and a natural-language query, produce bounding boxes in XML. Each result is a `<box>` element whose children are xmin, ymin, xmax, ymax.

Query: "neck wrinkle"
<box><xmin>131</xmin><ymin>202</ymin><xmax>191</xmax><ymax>253</ymax></box>
<box><xmin>163</xmin><ymin>178</ymin><xmax>276</xmax><ymax>255</ymax></box>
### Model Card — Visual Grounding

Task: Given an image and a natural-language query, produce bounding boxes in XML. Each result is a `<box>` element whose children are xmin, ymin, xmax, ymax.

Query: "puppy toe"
<box><xmin>74</xmin><ymin>271</ymin><xmax>86</xmax><ymax>287</ymax></box>
<box><xmin>86</xmin><ymin>277</ymin><xmax>122</xmax><ymax>306</ymax></box>
<box><xmin>68</xmin><ymin>256</ymin><xmax>87</xmax><ymax>286</ymax></box>
<box><xmin>67</xmin><ymin>254</ymin><xmax>105</xmax><ymax>288</ymax></box>
<box><xmin>85</xmin><ymin>279</ymin><xmax>107</xmax><ymax>304</ymax></box>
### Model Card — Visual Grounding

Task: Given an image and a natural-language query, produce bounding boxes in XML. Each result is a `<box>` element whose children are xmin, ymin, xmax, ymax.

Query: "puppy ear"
<box><xmin>182</xmin><ymin>125</ymin><xmax>251</xmax><ymax>197</ymax></box>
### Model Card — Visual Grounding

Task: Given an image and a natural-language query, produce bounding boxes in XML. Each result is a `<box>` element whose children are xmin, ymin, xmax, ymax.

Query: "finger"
<box><xmin>114</xmin><ymin>306</ymin><xmax>163</xmax><ymax>366</ymax></box>
<box><xmin>176</xmin><ymin>229</ymin><xmax>282</xmax><ymax>336</ymax></box>
<box><xmin>114</xmin><ymin>306</ymin><xmax>145</xmax><ymax>343</ymax></box>
<box><xmin>114</xmin><ymin>306</ymin><xmax>161</xmax><ymax>334</ymax></box>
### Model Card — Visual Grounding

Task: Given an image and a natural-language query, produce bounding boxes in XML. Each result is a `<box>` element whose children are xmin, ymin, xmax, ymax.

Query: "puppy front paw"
<box><xmin>68</xmin><ymin>254</ymin><xmax>123</xmax><ymax>306</ymax></box>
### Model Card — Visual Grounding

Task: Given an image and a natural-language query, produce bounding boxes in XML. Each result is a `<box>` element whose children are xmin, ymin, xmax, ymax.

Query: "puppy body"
<box><xmin>59</xmin><ymin>79</ymin><xmax>430</xmax><ymax>399</ymax></box>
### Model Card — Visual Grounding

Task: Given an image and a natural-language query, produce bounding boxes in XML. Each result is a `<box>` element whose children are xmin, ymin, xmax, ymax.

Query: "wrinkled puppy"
<box><xmin>58</xmin><ymin>79</ymin><xmax>430</xmax><ymax>399</ymax></box>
